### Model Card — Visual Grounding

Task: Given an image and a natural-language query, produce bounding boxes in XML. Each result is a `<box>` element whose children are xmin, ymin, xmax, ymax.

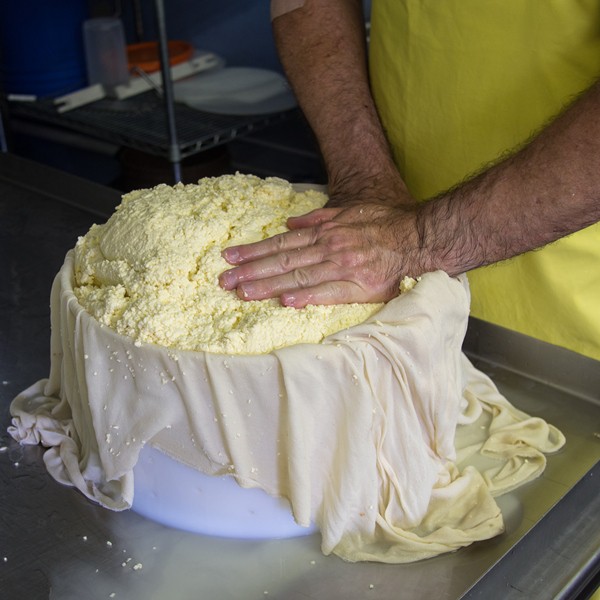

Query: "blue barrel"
<box><xmin>0</xmin><ymin>1</ymin><xmax>89</xmax><ymax>97</ymax></box>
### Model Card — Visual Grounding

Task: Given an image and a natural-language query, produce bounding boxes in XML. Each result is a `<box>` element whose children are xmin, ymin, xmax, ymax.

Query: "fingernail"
<box><xmin>222</xmin><ymin>248</ymin><xmax>239</xmax><ymax>264</ymax></box>
<box><xmin>238</xmin><ymin>284</ymin><xmax>253</xmax><ymax>300</ymax></box>
<box><xmin>282</xmin><ymin>294</ymin><xmax>296</xmax><ymax>307</ymax></box>
<box><xmin>219</xmin><ymin>271</ymin><xmax>234</xmax><ymax>289</ymax></box>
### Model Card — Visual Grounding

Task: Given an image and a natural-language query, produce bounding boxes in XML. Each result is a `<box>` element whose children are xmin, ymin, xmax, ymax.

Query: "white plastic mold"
<box><xmin>132</xmin><ymin>444</ymin><xmax>318</xmax><ymax>539</ymax></box>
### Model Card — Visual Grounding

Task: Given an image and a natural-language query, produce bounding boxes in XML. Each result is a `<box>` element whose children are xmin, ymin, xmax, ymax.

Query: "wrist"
<box><xmin>326</xmin><ymin>142</ymin><xmax>412</xmax><ymax>207</ymax></box>
<box><xmin>413</xmin><ymin>197</ymin><xmax>476</xmax><ymax>277</ymax></box>
<box><xmin>328</xmin><ymin>169</ymin><xmax>412</xmax><ymax>208</ymax></box>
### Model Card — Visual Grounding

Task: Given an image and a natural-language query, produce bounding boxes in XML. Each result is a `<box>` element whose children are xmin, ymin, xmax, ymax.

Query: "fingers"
<box><xmin>222</xmin><ymin>226</ymin><xmax>317</xmax><ymax>267</ymax></box>
<box><xmin>222</xmin><ymin>209</ymin><xmax>341</xmax><ymax>267</ymax></box>
<box><xmin>221</xmin><ymin>244</ymin><xmax>398</xmax><ymax>306</ymax></box>
<box><xmin>280</xmin><ymin>281</ymin><xmax>370</xmax><ymax>308</ymax></box>
<box><xmin>218</xmin><ymin>202</ymin><xmax>411</xmax><ymax>307</ymax></box>
<box><xmin>286</xmin><ymin>207</ymin><xmax>342</xmax><ymax>229</ymax></box>
<box><xmin>235</xmin><ymin>269</ymin><xmax>397</xmax><ymax>307</ymax></box>
<box><xmin>221</xmin><ymin>206</ymin><xmax>363</xmax><ymax>270</ymax></box>
<box><xmin>219</xmin><ymin>243</ymin><xmax>328</xmax><ymax>291</ymax></box>
<box><xmin>230</xmin><ymin>260</ymin><xmax>348</xmax><ymax>302</ymax></box>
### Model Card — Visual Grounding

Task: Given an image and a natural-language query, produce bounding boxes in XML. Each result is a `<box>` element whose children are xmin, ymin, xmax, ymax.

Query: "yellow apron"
<box><xmin>370</xmin><ymin>0</ymin><xmax>600</xmax><ymax>361</ymax></box>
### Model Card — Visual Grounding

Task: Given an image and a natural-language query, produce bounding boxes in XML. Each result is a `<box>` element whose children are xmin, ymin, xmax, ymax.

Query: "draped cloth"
<box><xmin>9</xmin><ymin>252</ymin><xmax>564</xmax><ymax>563</ymax></box>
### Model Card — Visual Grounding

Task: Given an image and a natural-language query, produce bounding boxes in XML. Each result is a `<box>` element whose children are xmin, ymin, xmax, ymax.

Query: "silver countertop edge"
<box><xmin>464</xmin><ymin>317</ymin><xmax>600</xmax><ymax>404</ymax></box>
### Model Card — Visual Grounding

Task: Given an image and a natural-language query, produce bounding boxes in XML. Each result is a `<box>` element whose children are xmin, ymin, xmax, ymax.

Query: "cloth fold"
<box><xmin>9</xmin><ymin>252</ymin><xmax>565</xmax><ymax>563</ymax></box>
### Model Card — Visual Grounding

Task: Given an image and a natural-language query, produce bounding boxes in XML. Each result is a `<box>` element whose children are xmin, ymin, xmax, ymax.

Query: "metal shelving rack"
<box><xmin>5</xmin><ymin>0</ymin><xmax>294</xmax><ymax>183</ymax></box>
<box><xmin>8</xmin><ymin>94</ymin><xmax>291</xmax><ymax>160</ymax></box>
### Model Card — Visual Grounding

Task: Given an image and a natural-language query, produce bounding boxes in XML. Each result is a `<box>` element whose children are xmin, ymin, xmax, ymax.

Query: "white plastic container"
<box><xmin>83</xmin><ymin>17</ymin><xmax>129</xmax><ymax>88</ymax></box>
<box><xmin>132</xmin><ymin>445</ymin><xmax>319</xmax><ymax>539</ymax></box>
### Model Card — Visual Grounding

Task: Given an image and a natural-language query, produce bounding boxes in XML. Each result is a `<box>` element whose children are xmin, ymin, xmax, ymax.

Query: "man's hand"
<box><xmin>219</xmin><ymin>203</ymin><xmax>427</xmax><ymax>308</ymax></box>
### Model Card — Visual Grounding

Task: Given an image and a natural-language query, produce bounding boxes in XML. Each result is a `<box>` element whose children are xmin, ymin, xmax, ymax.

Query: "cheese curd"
<box><xmin>73</xmin><ymin>174</ymin><xmax>382</xmax><ymax>354</ymax></box>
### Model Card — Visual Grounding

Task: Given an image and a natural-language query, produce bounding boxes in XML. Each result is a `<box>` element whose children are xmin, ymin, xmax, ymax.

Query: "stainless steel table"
<box><xmin>1</xmin><ymin>154</ymin><xmax>599</xmax><ymax>600</ymax></box>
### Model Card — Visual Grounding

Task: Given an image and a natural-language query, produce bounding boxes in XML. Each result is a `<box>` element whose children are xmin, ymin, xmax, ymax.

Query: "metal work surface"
<box><xmin>1</xmin><ymin>155</ymin><xmax>599</xmax><ymax>600</ymax></box>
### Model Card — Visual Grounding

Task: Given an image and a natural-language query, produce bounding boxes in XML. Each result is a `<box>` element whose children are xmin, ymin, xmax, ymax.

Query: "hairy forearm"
<box><xmin>420</xmin><ymin>80</ymin><xmax>600</xmax><ymax>275</ymax></box>
<box><xmin>272</xmin><ymin>0</ymin><xmax>406</xmax><ymax>203</ymax></box>
<box><xmin>220</xmin><ymin>82</ymin><xmax>600</xmax><ymax>307</ymax></box>
<box><xmin>220</xmin><ymin>14</ymin><xmax>599</xmax><ymax>307</ymax></box>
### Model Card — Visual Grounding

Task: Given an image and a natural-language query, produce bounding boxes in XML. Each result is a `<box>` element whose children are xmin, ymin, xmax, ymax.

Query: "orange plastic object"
<box><xmin>127</xmin><ymin>40</ymin><xmax>193</xmax><ymax>73</ymax></box>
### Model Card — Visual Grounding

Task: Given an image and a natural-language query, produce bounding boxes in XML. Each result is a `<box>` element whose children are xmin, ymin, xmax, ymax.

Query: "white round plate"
<box><xmin>174</xmin><ymin>67</ymin><xmax>297</xmax><ymax>115</ymax></box>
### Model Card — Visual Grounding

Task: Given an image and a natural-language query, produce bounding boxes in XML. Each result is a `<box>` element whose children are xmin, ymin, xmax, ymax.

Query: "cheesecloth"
<box><xmin>9</xmin><ymin>252</ymin><xmax>565</xmax><ymax>563</ymax></box>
